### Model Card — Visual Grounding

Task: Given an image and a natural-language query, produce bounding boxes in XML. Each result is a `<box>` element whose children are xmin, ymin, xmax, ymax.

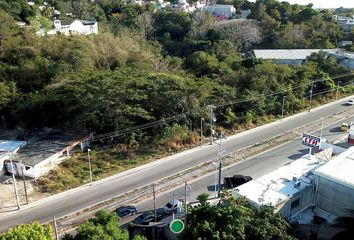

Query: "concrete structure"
<box><xmin>326</xmin><ymin>50</ymin><xmax>354</xmax><ymax>70</ymax></box>
<box><xmin>203</xmin><ymin>4</ymin><xmax>236</xmax><ymax>20</ymax></box>
<box><xmin>333</xmin><ymin>15</ymin><xmax>354</xmax><ymax>32</ymax></box>
<box><xmin>314</xmin><ymin>147</ymin><xmax>354</xmax><ymax>217</ymax></box>
<box><xmin>252</xmin><ymin>49</ymin><xmax>354</xmax><ymax>70</ymax></box>
<box><xmin>233</xmin><ymin>154</ymin><xmax>320</xmax><ymax>218</ymax></box>
<box><xmin>252</xmin><ymin>49</ymin><xmax>330</xmax><ymax>65</ymax></box>
<box><xmin>16</xmin><ymin>133</ymin><xmax>90</xmax><ymax>179</ymax></box>
<box><xmin>38</xmin><ymin>19</ymin><xmax>98</xmax><ymax>36</ymax></box>
<box><xmin>0</xmin><ymin>140</ymin><xmax>27</xmax><ymax>177</ymax></box>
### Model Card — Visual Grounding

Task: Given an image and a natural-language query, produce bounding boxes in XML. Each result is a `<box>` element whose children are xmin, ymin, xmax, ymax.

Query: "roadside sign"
<box><xmin>170</xmin><ymin>219</ymin><xmax>184</xmax><ymax>234</ymax></box>
<box><xmin>302</xmin><ymin>134</ymin><xmax>320</xmax><ymax>148</ymax></box>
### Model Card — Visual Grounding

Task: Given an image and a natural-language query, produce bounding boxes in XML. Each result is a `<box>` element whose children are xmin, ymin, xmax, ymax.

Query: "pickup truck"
<box><xmin>223</xmin><ymin>175</ymin><xmax>253</xmax><ymax>189</ymax></box>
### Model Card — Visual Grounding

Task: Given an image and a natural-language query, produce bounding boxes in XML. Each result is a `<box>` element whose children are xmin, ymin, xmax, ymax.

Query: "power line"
<box><xmin>86</xmin><ymin>71</ymin><xmax>354</xmax><ymax>144</ymax></box>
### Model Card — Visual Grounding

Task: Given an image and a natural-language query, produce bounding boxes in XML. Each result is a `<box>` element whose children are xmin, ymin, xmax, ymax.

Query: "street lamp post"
<box><xmin>214</xmin><ymin>141</ymin><xmax>226</xmax><ymax>197</ymax></box>
<box><xmin>281</xmin><ymin>96</ymin><xmax>287</xmax><ymax>120</ymax></box>
<box><xmin>207</xmin><ymin>105</ymin><xmax>216</xmax><ymax>145</ymax></box>
<box><xmin>336</xmin><ymin>81</ymin><xmax>342</xmax><ymax>100</ymax></box>
<box><xmin>212</xmin><ymin>162</ymin><xmax>218</xmax><ymax>197</ymax></box>
<box><xmin>309</xmin><ymin>81</ymin><xmax>314</xmax><ymax>112</ymax></box>
<box><xmin>200</xmin><ymin>118</ymin><xmax>204</xmax><ymax>146</ymax></box>
<box><xmin>87</xmin><ymin>149</ymin><xmax>93</xmax><ymax>186</ymax></box>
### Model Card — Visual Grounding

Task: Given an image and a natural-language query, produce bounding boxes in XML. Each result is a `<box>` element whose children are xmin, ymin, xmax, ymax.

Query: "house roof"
<box><xmin>0</xmin><ymin>140</ymin><xmax>27</xmax><ymax>153</ymax></box>
<box><xmin>314</xmin><ymin>146</ymin><xmax>354</xmax><ymax>190</ymax></box>
<box><xmin>233</xmin><ymin>154</ymin><xmax>320</xmax><ymax>209</ymax></box>
<box><xmin>252</xmin><ymin>49</ymin><xmax>331</xmax><ymax>60</ymax></box>
<box><xmin>60</xmin><ymin>18</ymin><xmax>76</xmax><ymax>26</ymax></box>
<box><xmin>80</xmin><ymin>20</ymin><xmax>96</xmax><ymax>25</ymax></box>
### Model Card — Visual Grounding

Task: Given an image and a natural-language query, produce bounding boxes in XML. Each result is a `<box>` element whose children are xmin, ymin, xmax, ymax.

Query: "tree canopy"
<box><xmin>182</xmin><ymin>195</ymin><xmax>296</xmax><ymax>240</ymax></box>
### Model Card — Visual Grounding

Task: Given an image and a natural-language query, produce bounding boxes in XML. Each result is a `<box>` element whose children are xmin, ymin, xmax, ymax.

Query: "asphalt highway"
<box><xmin>0</xmin><ymin>97</ymin><xmax>353</xmax><ymax>232</ymax></box>
<box><xmin>124</xmin><ymin>113</ymin><xmax>353</xmax><ymax>224</ymax></box>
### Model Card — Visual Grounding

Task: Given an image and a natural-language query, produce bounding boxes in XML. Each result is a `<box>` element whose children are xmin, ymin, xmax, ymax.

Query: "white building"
<box><xmin>0</xmin><ymin>140</ymin><xmax>27</xmax><ymax>177</ymax></box>
<box><xmin>252</xmin><ymin>49</ymin><xmax>331</xmax><ymax>65</ymax></box>
<box><xmin>314</xmin><ymin>147</ymin><xmax>354</xmax><ymax>217</ymax></box>
<box><xmin>326</xmin><ymin>50</ymin><xmax>354</xmax><ymax>70</ymax></box>
<box><xmin>333</xmin><ymin>15</ymin><xmax>354</xmax><ymax>32</ymax></box>
<box><xmin>203</xmin><ymin>4</ymin><xmax>236</xmax><ymax>20</ymax></box>
<box><xmin>38</xmin><ymin>19</ymin><xmax>98</xmax><ymax>36</ymax></box>
<box><xmin>232</xmin><ymin>154</ymin><xmax>320</xmax><ymax>218</ymax></box>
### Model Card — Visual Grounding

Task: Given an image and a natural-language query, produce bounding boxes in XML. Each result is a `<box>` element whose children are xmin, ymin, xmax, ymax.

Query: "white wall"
<box><xmin>315</xmin><ymin>176</ymin><xmax>354</xmax><ymax>217</ymax></box>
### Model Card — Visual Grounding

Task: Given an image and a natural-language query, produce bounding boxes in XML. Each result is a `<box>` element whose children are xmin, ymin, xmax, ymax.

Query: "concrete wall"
<box><xmin>0</xmin><ymin>158</ymin><xmax>5</xmax><ymax>177</ymax></box>
<box><xmin>273</xmin><ymin>59</ymin><xmax>303</xmax><ymax>65</ymax></box>
<box><xmin>316</xmin><ymin>176</ymin><xmax>354</xmax><ymax>217</ymax></box>
<box><xmin>279</xmin><ymin>185</ymin><xmax>316</xmax><ymax>218</ymax></box>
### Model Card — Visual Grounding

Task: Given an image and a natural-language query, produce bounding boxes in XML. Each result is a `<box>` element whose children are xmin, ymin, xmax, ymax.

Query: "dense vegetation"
<box><xmin>0</xmin><ymin>197</ymin><xmax>296</xmax><ymax>240</ymax></box>
<box><xmin>1</xmin><ymin>0</ymin><xmax>353</xmax><ymax>190</ymax></box>
<box><xmin>182</xmin><ymin>194</ymin><xmax>296</xmax><ymax>240</ymax></box>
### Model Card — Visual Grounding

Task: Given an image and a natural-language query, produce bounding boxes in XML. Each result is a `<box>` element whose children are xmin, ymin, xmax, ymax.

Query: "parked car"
<box><xmin>223</xmin><ymin>175</ymin><xmax>252</xmax><ymax>189</ymax></box>
<box><xmin>346</xmin><ymin>99</ymin><xmax>354</xmax><ymax>105</ymax></box>
<box><xmin>115</xmin><ymin>205</ymin><xmax>137</xmax><ymax>217</ymax></box>
<box><xmin>163</xmin><ymin>200</ymin><xmax>182</xmax><ymax>214</ymax></box>
<box><xmin>341</xmin><ymin>123</ymin><xmax>349</xmax><ymax>132</ymax></box>
<box><xmin>133</xmin><ymin>212</ymin><xmax>162</xmax><ymax>225</ymax></box>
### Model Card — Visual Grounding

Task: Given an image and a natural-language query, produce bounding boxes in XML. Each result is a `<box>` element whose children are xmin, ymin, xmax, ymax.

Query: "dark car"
<box><xmin>133</xmin><ymin>212</ymin><xmax>162</xmax><ymax>225</ymax></box>
<box><xmin>115</xmin><ymin>206</ymin><xmax>137</xmax><ymax>217</ymax></box>
<box><xmin>223</xmin><ymin>175</ymin><xmax>252</xmax><ymax>189</ymax></box>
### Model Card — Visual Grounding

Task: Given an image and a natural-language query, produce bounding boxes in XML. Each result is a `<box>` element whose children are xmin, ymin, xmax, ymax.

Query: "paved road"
<box><xmin>0</xmin><ymin>97</ymin><xmax>353</xmax><ymax>232</ymax></box>
<box><xmin>125</xmin><ymin>114</ymin><xmax>352</xmax><ymax>224</ymax></box>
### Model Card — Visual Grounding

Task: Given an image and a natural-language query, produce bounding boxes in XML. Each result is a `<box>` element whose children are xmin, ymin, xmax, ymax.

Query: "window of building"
<box><xmin>291</xmin><ymin>198</ymin><xmax>300</xmax><ymax>209</ymax></box>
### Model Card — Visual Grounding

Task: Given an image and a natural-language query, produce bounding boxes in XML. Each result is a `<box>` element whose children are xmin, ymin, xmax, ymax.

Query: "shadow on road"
<box><xmin>329</xmin><ymin>127</ymin><xmax>341</xmax><ymax>133</ymax></box>
<box><xmin>288</xmin><ymin>149</ymin><xmax>310</xmax><ymax>160</ymax></box>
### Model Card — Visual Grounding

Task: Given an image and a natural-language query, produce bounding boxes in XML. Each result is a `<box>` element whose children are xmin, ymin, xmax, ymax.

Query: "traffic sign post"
<box><xmin>170</xmin><ymin>219</ymin><xmax>185</xmax><ymax>234</ymax></box>
<box><xmin>302</xmin><ymin>134</ymin><xmax>321</xmax><ymax>148</ymax></box>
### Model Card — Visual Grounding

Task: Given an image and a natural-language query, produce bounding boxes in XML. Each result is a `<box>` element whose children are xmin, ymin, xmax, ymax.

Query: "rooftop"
<box><xmin>253</xmin><ymin>49</ymin><xmax>331</xmax><ymax>60</ymax></box>
<box><xmin>233</xmin><ymin>154</ymin><xmax>320</xmax><ymax>209</ymax></box>
<box><xmin>0</xmin><ymin>140</ymin><xmax>27</xmax><ymax>153</ymax></box>
<box><xmin>314</xmin><ymin>146</ymin><xmax>354</xmax><ymax>190</ymax></box>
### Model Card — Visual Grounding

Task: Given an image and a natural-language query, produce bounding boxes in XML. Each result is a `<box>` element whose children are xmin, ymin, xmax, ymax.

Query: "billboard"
<box><xmin>302</xmin><ymin>134</ymin><xmax>321</xmax><ymax>148</ymax></box>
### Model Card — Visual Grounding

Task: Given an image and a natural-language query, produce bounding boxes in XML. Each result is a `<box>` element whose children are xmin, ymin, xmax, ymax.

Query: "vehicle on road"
<box><xmin>223</xmin><ymin>175</ymin><xmax>252</xmax><ymax>189</ymax></box>
<box><xmin>346</xmin><ymin>99</ymin><xmax>354</xmax><ymax>105</ymax></box>
<box><xmin>341</xmin><ymin>123</ymin><xmax>349</xmax><ymax>132</ymax></box>
<box><xmin>133</xmin><ymin>212</ymin><xmax>162</xmax><ymax>225</ymax></box>
<box><xmin>163</xmin><ymin>200</ymin><xmax>182</xmax><ymax>214</ymax></box>
<box><xmin>115</xmin><ymin>206</ymin><xmax>137</xmax><ymax>217</ymax></box>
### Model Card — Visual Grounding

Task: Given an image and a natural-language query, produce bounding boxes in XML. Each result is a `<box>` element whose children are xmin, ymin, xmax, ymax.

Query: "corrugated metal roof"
<box><xmin>253</xmin><ymin>49</ymin><xmax>331</xmax><ymax>60</ymax></box>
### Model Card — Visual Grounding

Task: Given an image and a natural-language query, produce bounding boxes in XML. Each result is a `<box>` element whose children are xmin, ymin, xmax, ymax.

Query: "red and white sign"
<box><xmin>302</xmin><ymin>134</ymin><xmax>321</xmax><ymax>148</ymax></box>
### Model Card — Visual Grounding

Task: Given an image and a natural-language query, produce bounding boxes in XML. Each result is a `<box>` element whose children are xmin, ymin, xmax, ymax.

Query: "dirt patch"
<box><xmin>0</xmin><ymin>176</ymin><xmax>50</xmax><ymax>211</ymax></box>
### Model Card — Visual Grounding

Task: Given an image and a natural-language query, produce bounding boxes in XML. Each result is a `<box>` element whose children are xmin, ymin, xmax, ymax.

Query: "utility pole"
<box><xmin>320</xmin><ymin>118</ymin><xmax>325</xmax><ymax>148</ymax></box>
<box><xmin>336</xmin><ymin>81</ymin><xmax>342</xmax><ymax>100</ymax></box>
<box><xmin>10</xmin><ymin>155</ymin><xmax>20</xmax><ymax>210</ymax></box>
<box><xmin>21</xmin><ymin>167</ymin><xmax>28</xmax><ymax>204</ymax></box>
<box><xmin>87</xmin><ymin>149</ymin><xmax>93</xmax><ymax>186</ymax></box>
<box><xmin>309</xmin><ymin>81</ymin><xmax>314</xmax><ymax>112</ymax></box>
<box><xmin>218</xmin><ymin>161</ymin><xmax>222</xmax><ymax>197</ymax></box>
<box><xmin>200</xmin><ymin>118</ymin><xmax>204</xmax><ymax>146</ymax></box>
<box><xmin>281</xmin><ymin>96</ymin><xmax>286</xmax><ymax>121</ymax></box>
<box><xmin>214</xmin><ymin>142</ymin><xmax>226</xmax><ymax>198</ymax></box>
<box><xmin>208</xmin><ymin>105</ymin><xmax>216</xmax><ymax>145</ymax></box>
<box><xmin>53</xmin><ymin>216</ymin><xmax>59</xmax><ymax>240</ymax></box>
<box><xmin>153</xmin><ymin>184</ymin><xmax>157</xmax><ymax>222</ymax></box>
<box><xmin>184</xmin><ymin>181</ymin><xmax>188</xmax><ymax>225</ymax></box>
<box><xmin>214</xmin><ymin>162</ymin><xmax>218</xmax><ymax>197</ymax></box>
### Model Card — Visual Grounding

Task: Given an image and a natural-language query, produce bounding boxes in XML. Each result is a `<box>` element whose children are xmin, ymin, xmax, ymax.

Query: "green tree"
<box><xmin>182</xmin><ymin>195</ymin><xmax>296</xmax><ymax>240</ymax></box>
<box><xmin>73</xmin><ymin>210</ymin><xmax>129</xmax><ymax>240</ymax></box>
<box><xmin>0</xmin><ymin>222</ymin><xmax>53</xmax><ymax>240</ymax></box>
